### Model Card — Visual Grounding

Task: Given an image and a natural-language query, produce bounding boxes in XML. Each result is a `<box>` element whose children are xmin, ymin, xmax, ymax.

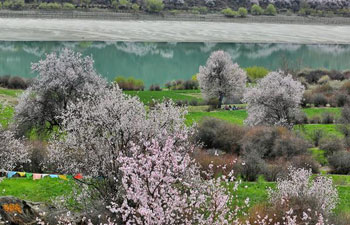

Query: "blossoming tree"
<box><xmin>14</xmin><ymin>49</ymin><xmax>107</xmax><ymax>135</ymax></box>
<box><xmin>243</xmin><ymin>71</ymin><xmax>305</xmax><ymax>128</ymax></box>
<box><xmin>198</xmin><ymin>50</ymin><xmax>247</xmax><ymax>108</ymax></box>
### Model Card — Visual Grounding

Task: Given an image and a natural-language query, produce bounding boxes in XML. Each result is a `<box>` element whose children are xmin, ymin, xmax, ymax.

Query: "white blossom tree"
<box><xmin>14</xmin><ymin>49</ymin><xmax>107</xmax><ymax>135</ymax></box>
<box><xmin>198</xmin><ymin>50</ymin><xmax>247</xmax><ymax>108</ymax></box>
<box><xmin>47</xmin><ymin>84</ymin><xmax>191</xmax><ymax>201</ymax></box>
<box><xmin>243</xmin><ymin>71</ymin><xmax>304</xmax><ymax>128</ymax></box>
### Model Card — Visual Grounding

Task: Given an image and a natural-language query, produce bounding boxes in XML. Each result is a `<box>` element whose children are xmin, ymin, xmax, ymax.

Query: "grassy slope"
<box><xmin>0</xmin><ymin>178</ymin><xmax>73</xmax><ymax>203</ymax></box>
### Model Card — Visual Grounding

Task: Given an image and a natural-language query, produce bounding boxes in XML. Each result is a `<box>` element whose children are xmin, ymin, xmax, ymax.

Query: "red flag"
<box><xmin>74</xmin><ymin>173</ymin><xmax>83</xmax><ymax>179</ymax></box>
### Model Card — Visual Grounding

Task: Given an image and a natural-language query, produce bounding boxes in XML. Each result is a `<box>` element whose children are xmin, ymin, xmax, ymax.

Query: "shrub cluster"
<box><xmin>2</xmin><ymin>0</ymin><xmax>25</xmax><ymax>10</ymax></box>
<box><xmin>164</xmin><ymin>79</ymin><xmax>198</xmax><ymax>90</ymax></box>
<box><xmin>195</xmin><ymin>117</ymin><xmax>246</xmax><ymax>154</ymax></box>
<box><xmin>0</xmin><ymin>75</ymin><xmax>30</xmax><ymax>89</ymax></box>
<box><xmin>114</xmin><ymin>76</ymin><xmax>144</xmax><ymax>91</ymax></box>
<box><xmin>149</xmin><ymin>84</ymin><xmax>161</xmax><ymax>91</ymax></box>
<box><xmin>302</xmin><ymin>78</ymin><xmax>350</xmax><ymax>107</ymax></box>
<box><xmin>251</xmin><ymin>4</ymin><xmax>276</xmax><ymax>15</ymax></box>
<box><xmin>245</xmin><ymin>66</ymin><xmax>269</xmax><ymax>82</ymax></box>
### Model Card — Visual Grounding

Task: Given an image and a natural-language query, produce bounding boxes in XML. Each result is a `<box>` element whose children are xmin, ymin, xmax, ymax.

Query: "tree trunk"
<box><xmin>218</xmin><ymin>94</ymin><xmax>224</xmax><ymax>109</ymax></box>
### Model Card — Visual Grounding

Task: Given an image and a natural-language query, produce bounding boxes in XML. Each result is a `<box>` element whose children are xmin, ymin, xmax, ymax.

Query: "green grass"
<box><xmin>294</xmin><ymin>124</ymin><xmax>344</xmax><ymax>139</ymax></box>
<box><xmin>0</xmin><ymin>88</ymin><xmax>23</xmax><ymax>97</ymax></box>
<box><xmin>186</xmin><ymin>110</ymin><xmax>247</xmax><ymax>126</ymax></box>
<box><xmin>0</xmin><ymin>103</ymin><xmax>14</xmax><ymax>128</ymax></box>
<box><xmin>309</xmin><ymin>148</ymin><xmax>328</xmax><ymax>166</ymax></box>
<box><xmin>124</xmin><ymin>90</ymin><xmax>202</xmax><ymax>104</ymax></box>
<box><xmin>303</xmin><ymin>107</ymin><xmax>341</xmax><ymax>119</ymax></box>
<box><xmin>0</xmin><ymin>177</ymin><xmax>73</xmax><ymax>203</ymax></box>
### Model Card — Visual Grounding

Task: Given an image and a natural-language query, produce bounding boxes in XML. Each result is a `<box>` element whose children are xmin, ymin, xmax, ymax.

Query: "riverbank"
<box><xmin>1</xmin><ymin>17</ymin><xmax>350</xmax><ymax>43</ymax></box>
<box><xmin>1</xmin><ymin>9</ymin><xmax>350</xmax><ymax>25</ymax></box>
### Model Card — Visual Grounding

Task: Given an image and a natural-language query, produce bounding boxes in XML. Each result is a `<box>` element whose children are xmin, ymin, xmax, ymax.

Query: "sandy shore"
<box><xmin>0</xmin><ymin>17</ymin><xmax>350</xmax><ymax>43</ymax></box>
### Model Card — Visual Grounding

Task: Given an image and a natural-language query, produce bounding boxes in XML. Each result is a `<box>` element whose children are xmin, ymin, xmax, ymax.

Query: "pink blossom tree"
<box><xmin>111</xmin><ymin>136</ymin><xmax>241</xmax><ymax>225</ymax></box>
<box><xmin>198</xmin><ymin>50</ymin><xmax>247</xmax><ymax>108</ymax></box>
<box><xmin>243</xmin><ymin>71</ymin><xmax>305</xmax><ymax>128</ymax></box>
<box><xmin>14</xmin><ymin>49</ymin><xmax>107</xmax><ymax>135</ymax></box>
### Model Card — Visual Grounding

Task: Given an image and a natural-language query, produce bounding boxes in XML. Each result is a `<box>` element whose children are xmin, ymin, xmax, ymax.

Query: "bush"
<box><xmin>341</xmin><ymin>80</ymin><xmax>350</xmax><ymax>95</ymax></box>
<box><xmin>238</xmin><ymin>7</ymin><xmax>248</xmax><ymax>17</ymax></box>
<box><xmin>290</xmin><ymin>155</ymin><xmax>320</xmax><ymax>173</ymax></box>
<box><xmin>251</xmin><ymin>4</ymin><xmax>263</xmax><ymax>15</ymax></box>
<box><xmin>131</xmin><ymin>3</ymin><xmax>139</xmax><ymax>11</ymax></box>
<box><xmin>329</xmin><ymin>151</ymin><xmax>350</xmax><ymax>174</ymax></box>
<box><xmin>63</xmin><ymin>3</ymin><xmax>75</xmax><ymax>10</ymax></box>
<box><xmin>7</xmin><ymin>76</ymin><xmax>28</xmax><ymax>89</ymax></box>
<box><xmin>312</xmin><ymin>93</ymin><xmax>328</xmax><ymax>106</ymax></box>
<box><xmin>189</xmin><ymin>99</ymin><xmax>198</xmax><ymax>106</ymax></box>
<box><xmin>221</xmin><ymin>8</ymin><xmax>237</xmax><ymax>17</ymax></box>
<box><xmin>39</xmin><ymin>2</ymin><xmax>62</xmax><ymax>10</ymax></box>
<box><xmin>195</xmin><ymin>117</ymin><xmax>246</xmax><ymax>154</ymax></box>
<box><xmin>271</xmin><ymin>135</ymin><xmax>309</xmax><ymax>158</ymax></box>
<box><xmin>333</xmin><ymin>92</ymin><xmax>348</xmax><ymax>107</ymax></box>
<box><xmin>205</xmin><ymin>98</ymin><xmax>219</xmax><ymax>111</ymax></box>
<box><xmin>114</xmin><ymin>76</ymin><xmax>144</xmax><ymax>91</ymax></box>
<box><xmin>321</xmin><ymin>112</ymin><xmax>335</xmax><ymax>124</ymax></box>
<box><xmin>145</xmin><ymin>0</ymin><xmax>164</xmax><ymax>13</ymax></box>
<box><xmin>3</xmin><ymin>0</ymin><xmax>24</xmax><ymax>10</ymax></box>
<box><xmin>0</xmin><ymin>75</ymin><xmax>28</xmax><ymax>89</ymax></box>
<box><xmin>310</xmin><ymin>129</ymin><xmax>324</xmax><ymax>147</ymax></box>
<box><xmin>191</xmin><ymin>6</ymin><xmax>208</xmax><ymax>14</ymax></box>
<box><xmin>241</xmin><ymin>126</ymin><xmax>278</xmax><ymax>159</ymax></box>
<box><xmin>245</xmin><ymin>66</ymin><xmax>269</xmax><ymax>82</ymax></box>
<box><xmin>317</xmin><ymin>75</ymin><xmax>330</xmax><ymax>84</ymax></box>
<box><xmin>0</xmin><ymin>75</ymin><xmax>10</xmax><ymax>87</ymax></box>
<box><xmin>309</xmin><ymin>115</ymin><xmax>321</xmax><ymax>124</ymax></box>
<box><xmin>319</xmin><ymin>137</ymin><xmax>344</xmax><ymax>156</ymax></box>
<box><xmin>149</xmin><ymin>84</ymin><xmax>161</xmax><ymax>91</ymax></box>
<box><xmin>265</xmin><ymin>4</ymin><xmax>277</xmax><ymax>15</ymax></box>
<box><xmin>239</xmin><ymin>151</ymin><xmax>267</xmax><ymax>181</ymax></box>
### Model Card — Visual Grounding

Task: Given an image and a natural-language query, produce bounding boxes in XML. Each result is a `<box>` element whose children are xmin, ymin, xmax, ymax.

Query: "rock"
<box><xmin>0</xmin><ymin>196</ymin><xmax>41</xmax><ymax>224</ymax></box>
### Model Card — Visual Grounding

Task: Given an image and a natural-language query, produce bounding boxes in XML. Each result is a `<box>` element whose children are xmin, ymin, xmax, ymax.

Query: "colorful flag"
<box><xmin>58</xmin><ymin>175</ymin><xmax>67</xmax><ymax>180</ymax></box>
<box><xmin>25</xmin><ymin>173</ymin><xmax>33</xmax><ymax>178</ymax></box>
<box><xmin>18</xmin><ymin>172</ymin><xmax>26</xmax><ymax>177</ymax></box>
<box><xmin>7</xmin><ymin>171</ymin><xmax>16</xmax><ymax>178</ymax></box>
<box><xmin>74</xmin><ymin>173</ymin><xmax>83</xmax><ymax>179</ymax></box>
<box><xmin>33</xmin><ymin>174</ymin><xmax>41</xmax><ymax>180</ymax></box>
<box><xmin>49</xmin><ymin>174</ymin><xmax>58</xmax><ymax>178</ymax></box>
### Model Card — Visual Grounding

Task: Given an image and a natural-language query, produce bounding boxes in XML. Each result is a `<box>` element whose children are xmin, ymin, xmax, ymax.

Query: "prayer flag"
<box><xmin>74</xmin><ymin>173</ymin><xmax>83</xmax><ymax>179</ymax></box>
<box><xmin>7</xmin><ymin>171</ymin><xmax>16</xmax><ymax>178</ymax></box>
<box><xmin>58</xmin><ymin>175</ymin><xmax>67</xmax><ymax>180</ymax></box>
<box><xmin>33</xmin><ymin>174</ymin><xmax>41</xmax><ymax>180</ymax></box>
<box><xmin>49</xmin><ymin>174</ymin><xmax>58</xmax><ymax>178</ymax></box>
<box><xmin>18</xmin><ymin>172</ymin><xmax>26</xmax><ymax>177</ymax></box>
<box><xmin>26</xmin><ymin>173</ymin><xmax>33</xmax><ymax>178</ymax></box>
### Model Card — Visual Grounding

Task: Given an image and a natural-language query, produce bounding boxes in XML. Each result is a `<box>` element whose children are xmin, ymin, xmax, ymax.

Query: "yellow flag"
<box><xmin>59</xmin><ymin>175</ymin><xmax>68</xmax><ymax>180</ymax></box>
<box><xmin>18</xmin><ymin>172</ymin><xmax>26</xmax><ymax>177</ymax></box>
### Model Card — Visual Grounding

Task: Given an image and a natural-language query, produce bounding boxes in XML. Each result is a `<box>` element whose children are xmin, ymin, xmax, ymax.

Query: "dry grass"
<box><xmin>192</xmin><ymin>149</ymin><xmax>237</xmax><ymax>176</ymax></box>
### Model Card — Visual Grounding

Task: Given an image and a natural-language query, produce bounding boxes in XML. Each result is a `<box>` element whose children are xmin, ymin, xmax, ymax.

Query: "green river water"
<box><xmin>1</xmin><ymin>41</ymin><xmax>350</xmax><ymax>87</ymax></box>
